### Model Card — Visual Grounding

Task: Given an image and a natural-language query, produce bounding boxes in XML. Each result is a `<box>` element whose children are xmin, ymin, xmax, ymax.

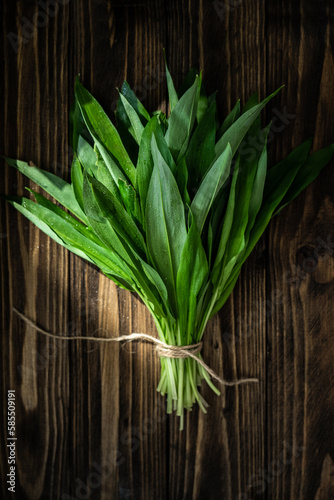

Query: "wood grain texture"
<box><xmin>0</xmin><ymin>1</ymin><xmax>333</xmax><ymax>499</ymax></box>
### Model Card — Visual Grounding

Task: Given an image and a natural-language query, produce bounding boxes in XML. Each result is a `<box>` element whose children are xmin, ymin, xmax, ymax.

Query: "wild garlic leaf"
<box><xmin>71</xmin><ymin>155</ymin><xmax>85</xmax><ymax>213</ymax></box>
<box><xmin>94</xmin><ymin>144</ymin><xmax>122</xmax><ymax>202</ymax></box>
<box><xmin>75</xmin><ymin>77</ymin><xmax>136</xmax><ymax>186</ymax></box>
<box><xmin>146</xmin><ymin>135</ymin><xmax>187</xmax><ymax>313</ymax></box>
<box><xmin>190</xmin><ymin>143</ymin><xmax>232</xmax><ymax>234</ymax></box>
<box><xmin>83</xmin><ymin>173</ymin><xmax>146</xmax><ymax>259</ymax></box>
<box><xmin>274</xmin><ymin>143</ymin><xmax>334</xmax><ymax>215</ymax></box>
<box><xmin>115</xmin><ymin>79</ymin><xmax>150</xmax><ymax>159</ymax></box>
<box><xmin>118</xmin><ymin>80</ymin><xmax>151</xmax><ymax>123</ymax></box>
<box><xmin>69</xmin><ymin>93</ymin><xmax>91</xmax><ymax>152</ymax></box>
<box><xmin>136</xmin><ymin>115</ymin><xmax>160</xmax><ymax>221</ymax></box>
<box><xmin>8</xmin><ymin>195</ymin><xmax>129</xmax><ymax>279</ymax></box>
<box><xmin>245</xmin><ymin>124</ymin><xmax>271</xmax><ymax>237</ymax></box>
<box><xmin>212</xmin><ymin>155</ymin><xmax>240</xmax><ymax>279</ymax></box>
<box><xmin>177</xmin><ymin>67</ymin><xmax>198</xmax><ymax>98</ymax></box>
<box><xmin>263</xmin><ymin>137</ymin><xmax>313</xmax><ymax>203</ymax></box>
<box><xmin>215</xmin><ymin>86</ymin><xmax>283</xmax><ymax>158</ymax></box>
<box><xmin>119</xmin><ymin>92</ymin><xmax>145</xmax><ymax>144</ymax></box>
<box><xmin>217</xmin><ymin>99</ymin><xmax>240</xmax><ymax>139</ymax></box>
<box><xmin>242</xmin><ymin>91</ymin><xmax>259</xmax><ymax>113</ymax></box>
<box><xmin>77</xmin><ymin>135</ymin><xmax>98</xmax><ymax>177</ymax></box>
<box><xmin>196</xmin><ymin>76</ymin><xmax>209</xmax><ymax>123</ymax></box>
<box><xmin>186</xmin><ymin>99</ymin><xmax>217</xmax><ymax>193</ymax></box>
<box><xmin>176</xmin><ymin>211</ymin><xmax>209</xmax><ymax>344</ymax></box>
<box><xmin>242</xmin><ymin>139</ymin><xmax>313</xmax><ymax>266</ymax></box>
<box><xmin>82</xmin><ymin>173</ymin><xmax>135</xmax><ymax>264</ymax></box>
<box><xmin>165</xmin><ymin>76</ymin><xmax>200</xmax><ymax>161</ymax></box>
<box><xmin>225</xmin><ymin>124</ymin><xmax>272</xmax><ymax>263</ymax></box>
<box><xmin>174</xmin><ymin>157</ymin><xmax>190</xmax><ymax>205</ymax></box>
<box><xmin>115</xmin><ymin>96</ymin><xmax>139</xmax><ymax>165</ymax></box>
<box><xmin>81</xmin><ymin>181</ymin><xmax>167</xmax><ymax>315</ymax></box>
<box><xmin>94</xmin><ymin>140</ymin><xmax>128</xmax><ymax>187</ymax></box>
<box><xmin>163</xmin><ymin>50</ymin><xmax>178</xmax><ymax>112</ymax></box>
<box><xmin>27</xmin><ymin>188</ymin><xmax>105</xmax><ymax>247</ymax></box>
<box><xmin>118</xmin><ymin>178</ymin><xmax>142</xmax><ymax>224</ymax></box>
<box><xmin>4</xmin><ymin>157</ymin><xmax>87</xmax><ymax>224</ymax></box>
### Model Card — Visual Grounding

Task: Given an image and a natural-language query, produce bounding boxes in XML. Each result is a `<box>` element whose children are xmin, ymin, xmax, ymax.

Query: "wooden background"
<box><xmin>1</xmin><ymin>0</ymin><xmax>334</xmax><ymax>498</ymax></box>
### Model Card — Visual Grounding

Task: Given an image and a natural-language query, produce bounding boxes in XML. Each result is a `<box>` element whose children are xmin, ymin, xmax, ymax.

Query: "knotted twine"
<box><xmin>13</xmin><ymin>307</ymin><xmax>259</xmax><ymax>387</ymax></box>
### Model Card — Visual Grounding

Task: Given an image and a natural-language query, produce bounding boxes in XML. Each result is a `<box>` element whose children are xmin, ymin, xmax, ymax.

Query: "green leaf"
<box><xmin>82</xmin><ymin>173</ymin><xmax>132</xmax><ymax>261</ymax></box>
<box><xmin>75</xmin><ymin>77</ymin><xmax>136</xmax><ymax>186</ymax></box>
<box><xmin>209</xmin><ymin>269</ymin><xmax>241</xmax><ymax>318</ymax></box>
<box><xmin>146</xmin><ymin>135</ymin><xmax>187</xmax><ymax>313</ymax></box>
<box><xmin>115</xmin><ymin>95</ymin><xmax>139</xmax><ymax>166</ymax></box>
<box><xmin>83</xmin><ymin>173</ymin><xmax>146</xmax><ymax>258</ymax></box>
<box><xmin>118</xmin><ymin>178</ymin><xmax>141</xmax><ymax>224</ymax></box>
<box><xmin>136</xmin><ymin>115</ymin><xmax>176</xmax><ymax>222</ymax></box>
<box><xmin>217</xmin><ymin>99</ymin><xmax>241</xmax><ymax>139</ymax></box>
<box><xmin>94</xmin><ymin>140</ymin><xmax>128</xmax><ymax>187</ymax></box>
<box><xmin>176</xmin><ymin>211</ymin><xmax>209</xmax><ymax>344</ymax></box>
<box><xmin>4</xmin><ymin>157</ymin><xmax>87</xmax><ymax>224</ymax></box>
<box><xmin>214</xmin><ymin>86</ymin><xmax>283</xmax><ymax>159</ymax></box>
<box><xmin>177</xmin><ymin>68</ymin><xmax>198</xmax><ymax>98</ymax></box>
<box><xmin>163</xmin><ymin>49</ymin><xmax>178</xmax><ymax>112</ymax></box>
<box><xmin>186</xmin><ymin>98</ymin><xmax>217</xmax><ymax>193</ymax></box>
<box><xmin>208</xmin><ymin>184</ymin><xmax>230</xmax><ymax>260</ymax></box>
<box><xmin>212</xmin><ymin>155</ymin><xmax>240</xmax><ymax>277</ymax></box>
<box><xmin>226</xmin><ymin>124</ymin><xmax>272</xmax><ymax>263</ymax></box>
<box><xmin>94</xmin><ymin>144</ymin><xmax>122</xmax><ymax>203</ymax></box>
<box><xmin>77</xmin><ymin>135</ymin><xmax>98</xmax><ymax>177</ymax></box>
<box><xmin>190</xmin><ymin>143</ymin><xmax>232</xmax><ymax>234</ymax></box>
<box><xmin>174</xmin><ymin>157</ymin><xmax>191</xmax><ymax>205</ymax></box>
<box><xmin>136</xmin><ymin>116</ymin><xmax>160</xmax><ymax>220</ymax></box>
<box><xmin>7</xmin><ymin>195</ymin><xmax>132</xmax><ymax>281</ymax></box>
<box><xmin>274</xmin><ymin>143</ymin><xmax>334</xmax><ymax>215</ymax></box>
<box><xmin>165</xmin><ymin>76</ymin><xmax>201</xmax><ymax>161</ymax></box>
<box><xmin>196</xmin><ymin>76</ymin><xmax>209</xmax><ymax>123</ymax></box>
<box><xmin>119</xmin><ymin>92</ymin><xmax>145</xmax><ymax>144</ymax></box>
<box><xmin>241</xmin><ymin>139</ymin><xmax>313</xmax><ymax>265</ymax></box>
<box><xmin>245</xmin><ymin>126</ymin><xmax>270</xmax><ymax>235</ymax></box>
<box><xmin>263</xmin><ymin>138</ymin><xmax>313</xmax><ymax>203</ymax></box>
<box><xmin>71</xmin><ymin>155</ymin><xmax>85</xmax><ymax>212</ymax></box>
<box><xmin>154</xmin><ymin>119</ymin><xmax>176</xmax><ymax>173</ymax></box>
<box><xmin>69</xmin><ymin>90</ymin><xmax>91</xmax><ymax>152</ymax></box>
<box><xmin>26</xmin><ymin>187</ymin><xmax>108</xmax><ymax>248</ymax></box>
<box><xmin>118</xmin><ymin>80</ymin><xmax>150</xmax><ymax>122</ymax></box>
<box><xmin>242</xmin><ymin>91</ymin><xmax>259</xmax><ymax>113</ymax></box>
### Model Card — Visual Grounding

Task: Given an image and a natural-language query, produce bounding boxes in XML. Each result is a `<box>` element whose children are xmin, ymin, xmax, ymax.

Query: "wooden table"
<box><xmin>1</xmin><ymin>1</ymin><xmax>334</xmax><ymax>498</ymax></box>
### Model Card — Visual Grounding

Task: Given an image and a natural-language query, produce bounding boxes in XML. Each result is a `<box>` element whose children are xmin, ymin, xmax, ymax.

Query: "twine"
<box><xmin>13</xmin><ymin>307</ymin><xmax>259</xmax><ymax>387</ymax></box>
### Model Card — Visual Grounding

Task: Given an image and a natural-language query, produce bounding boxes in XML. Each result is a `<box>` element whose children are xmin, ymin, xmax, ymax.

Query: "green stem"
<box><xmin>152</xmin><ymin>315</ymin><xmax>219</xmax><ymax>428</ymax></box>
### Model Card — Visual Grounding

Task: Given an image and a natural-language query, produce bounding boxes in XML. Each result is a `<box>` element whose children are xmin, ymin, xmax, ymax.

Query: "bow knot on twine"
<box><xmin>13</xmin><ymin>308</ymin><xmax>259</xmax><ymax>387</ymax></box>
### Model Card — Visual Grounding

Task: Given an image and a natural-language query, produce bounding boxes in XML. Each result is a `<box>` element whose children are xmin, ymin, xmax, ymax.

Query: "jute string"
<box><xmin>13</xmin><ymin>307</ymin><xmax>259</xmax><ymax>387</ymax></box>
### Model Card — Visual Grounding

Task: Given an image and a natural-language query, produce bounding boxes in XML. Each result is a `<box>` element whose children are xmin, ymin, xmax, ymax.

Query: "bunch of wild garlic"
<box><xmin>4</xmin><ymin>60</ymin><xmax>333</xmax><ymax>428</ymax></box>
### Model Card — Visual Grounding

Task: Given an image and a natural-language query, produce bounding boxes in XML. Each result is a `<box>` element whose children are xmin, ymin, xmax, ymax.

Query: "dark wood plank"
<box><xmin>266</xmin><ymin>1</ymin><xmax>334</xmax><ymax>499</ymax></box>
<box><xmin>0</xmin><ymin>1</ymin><xmax>71</xmax><ymax>498</ymax></box>
<box><xmin>1</xmin><ymin>1</ymin><xmax>334</xmax><ymax>499</ymax></box>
